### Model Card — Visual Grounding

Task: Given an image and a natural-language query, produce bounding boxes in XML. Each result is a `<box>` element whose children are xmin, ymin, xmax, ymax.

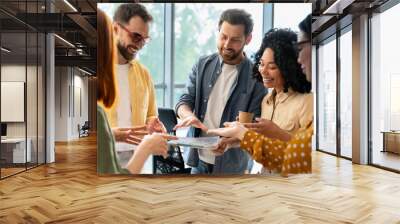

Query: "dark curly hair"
<box><xmin>253</xmin><ymin>28</ymin><xmax>311</xmax><ymax>93</ymax></box>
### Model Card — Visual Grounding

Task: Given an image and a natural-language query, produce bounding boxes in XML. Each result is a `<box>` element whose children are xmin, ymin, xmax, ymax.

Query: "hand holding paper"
<box><xmin>211</xmin><ymin>137</ymin><xmax>240</xmax><ymax>156</ymax></box>
<box><xmin>207</xmin><ymin>122</ymin><xmax>247</xmax><ymax>141</ymax></box>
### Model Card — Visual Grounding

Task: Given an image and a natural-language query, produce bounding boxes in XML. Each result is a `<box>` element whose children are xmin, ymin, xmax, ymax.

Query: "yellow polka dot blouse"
<box><xmin>240</xmin><ymin>126</ymin><xmax>313</xmax><ymax>177</ymax></box>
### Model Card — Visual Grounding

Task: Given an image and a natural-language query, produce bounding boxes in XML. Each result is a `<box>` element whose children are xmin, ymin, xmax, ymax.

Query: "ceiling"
<box><xmin>0</xmin><ymin>0</ymin><xmax>96</xmax><ymax>73</ymax></box>
<box><xmin>310</xmin><ymin>0</ymin><xmax>390</xmax><ymax>43</ymax></box>
<box><xmin>1</xmin><ymin>0</ymin><xmax>394</xmax><ymax>74</ymax></box>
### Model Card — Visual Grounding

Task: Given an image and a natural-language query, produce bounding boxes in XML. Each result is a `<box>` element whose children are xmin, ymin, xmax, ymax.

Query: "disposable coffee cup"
<box><xmin>238</xmin><ymin>111</ymin><xmax>254</xmax><ymax>123</ymax></box>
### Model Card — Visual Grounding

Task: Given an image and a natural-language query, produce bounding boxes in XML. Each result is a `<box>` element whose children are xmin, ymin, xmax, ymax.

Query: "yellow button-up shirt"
<box><xmin>106</xmin><ymin>59</ymin><xmax>158</xmax><ymax>127</ymax></box>
<box><xmin>261</xmin><ymin>88</ymin><xmax>313</xmax><ymax>133</ymax></box>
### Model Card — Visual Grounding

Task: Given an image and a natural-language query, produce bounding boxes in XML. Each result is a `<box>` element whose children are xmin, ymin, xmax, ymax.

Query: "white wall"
<box><xmin>55</xmin><ymin>66</ymin><xmax>69</xmax><ymax>141</ymax></box>
<box><xmin>54</xmin><ymin>67</ymin><xmax>89</xmax><ymax>141</ymax></box>
<box><xmin>1</xmin><ymin>65</ymin><xmax>31</xmax><ymax>138</ymax></box>
<box><xmin>72</xmin><ymin>73</ymin><xmax>89</xmax><ymax>138</ymax></box>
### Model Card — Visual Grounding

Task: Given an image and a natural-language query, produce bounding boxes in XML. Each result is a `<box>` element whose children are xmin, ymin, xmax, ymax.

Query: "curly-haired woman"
<box><xmin>253</xmin><ymin>28</ymin><xmax>312</xmax><ymax>139</ymax></box>
<box><xmin>209</xmin><ymin>20</ymin><xmax>314</xmax><ymax>176</ymax></box>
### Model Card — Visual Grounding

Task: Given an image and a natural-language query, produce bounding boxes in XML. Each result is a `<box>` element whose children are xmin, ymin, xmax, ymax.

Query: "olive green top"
<box><xmin>97</xmin><ymin>105</ymin><xmax>129</xmax><ymax>174</ymax></box>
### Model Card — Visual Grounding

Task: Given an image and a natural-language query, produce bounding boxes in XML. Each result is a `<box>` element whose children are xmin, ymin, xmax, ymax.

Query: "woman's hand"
<box><xmin>243</xmin><ymin>118</ymin><xmax>292</xmax><ymax>142</ymax></box>
<box><xmin>140</xmin><ymin>133</ymin><xmax>178</xmax><ymax>158</ymax></box>
<box><xmin>211</xmin><ymin>137</ymin><xmax>241</xmax><ymax>156</ymax></box>
<box><xmin>126</xmin><ymin>133</ymin><xmax>178</xmax><ymax>174</ymax></box>
<box><xmin>207</xmin><ymin>121</ymin><xmax>248</xmax><ymax>140</ymax></box>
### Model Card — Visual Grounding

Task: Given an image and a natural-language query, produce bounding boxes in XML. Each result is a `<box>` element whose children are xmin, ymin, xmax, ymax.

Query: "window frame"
<box><xmin>368</xmin><ymin>0</ymin><xmax>400</xmax><ymax>173</ymax></box>
<box><xmin>315</xmin><ymin>23</ymin><xmax>353</xmax><ymax>161</ymax></box>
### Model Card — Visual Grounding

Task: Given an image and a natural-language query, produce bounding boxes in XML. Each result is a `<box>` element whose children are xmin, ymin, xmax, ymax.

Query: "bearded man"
<box><xmin>107</xmin><ymin>3</ymin><xmax>165</xmax><ymax>157</ymax></box>
<box><xmin>175</xmin><ymin>9</ymin><xmax>267</xmax><ymax>174</ymax></box>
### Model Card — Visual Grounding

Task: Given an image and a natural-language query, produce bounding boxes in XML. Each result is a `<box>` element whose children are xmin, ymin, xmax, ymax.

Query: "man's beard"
<box><xmin>219</xmin><ymin>46</ymin><xmax>244</xmax><ymax>63</ymax></box>
<box><xmin>117</xmin><ymin>41</ymin><xmax>136</xmax><ymax>61</ymax></box>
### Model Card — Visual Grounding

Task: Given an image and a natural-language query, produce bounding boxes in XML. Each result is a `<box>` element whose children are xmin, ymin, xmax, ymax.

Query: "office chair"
<box><xmin>78</xmin><ymin>121</ymin><xmax>90</xmax><ymax>138</ymax></box>
<box><xmin>154</xmin><ymin>108</ymin><xmax>191</xmax><ymax>174</ymax></box>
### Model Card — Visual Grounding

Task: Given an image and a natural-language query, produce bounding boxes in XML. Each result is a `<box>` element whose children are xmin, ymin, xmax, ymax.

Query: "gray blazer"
<box><xmin>175</xmin><ymin>53</ymin><xmax>267</xmax><ymax>174</ymax></box>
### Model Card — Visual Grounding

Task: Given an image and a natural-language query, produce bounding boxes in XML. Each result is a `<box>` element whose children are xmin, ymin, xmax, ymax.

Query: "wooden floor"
<box><xmin>1</xmin><ymin>163</ymin><xmax>45</xmax><ymax>178</ymax></box>
<box><xmin>372</xmin><ymin>150</ymin><xmax>400</xmax><ymax>171</ymax></box>
<box><xmin>1</xmin><ymin>135</ymin><xmax>400</xmax><ymax>223</ymax></box>
<box><xmin>1</xmin><ymin>167</ymin><xmax>26</xmax><ymax>178</ymax></box>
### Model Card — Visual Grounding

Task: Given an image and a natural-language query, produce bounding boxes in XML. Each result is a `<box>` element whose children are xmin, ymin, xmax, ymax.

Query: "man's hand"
<box><xmin>173</xmin><ymin>115</ymin><xmax>208</xmax><ymax>132</ymax></box>
<box><xmin>112</xmin><ymin>126</ymin><xmax>148</xmax><ymax>145</ymax></box>
<box><xmin>147</xmin><ymin>117</ymin><xmax>167</xmax><ymax>134</ymax></box>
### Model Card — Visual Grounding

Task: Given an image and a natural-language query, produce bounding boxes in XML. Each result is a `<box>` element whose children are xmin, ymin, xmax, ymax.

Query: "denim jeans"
<box><xmin>190</xmin><ymin>160</ymin><xmax>214</xmax><ymax>174</ymax></box>
<box><xmin>247</xmin><ymin>158</ymin><xmax>254</xmax><ymax>173</ymax></box>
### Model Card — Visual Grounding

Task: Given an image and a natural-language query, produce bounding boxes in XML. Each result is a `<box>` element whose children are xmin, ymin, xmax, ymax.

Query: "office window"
<box><xmin>0</xmin><ymin>0</ymin><xmax>47</xmax><ymax>179</ymax></box>
<box><xmin>371</xmin><ymin>3</ymin><xmax>400</xmax><ymax>171</ymax></box>
<box><xmin>1</xmin><ymin>25</ymin><xmax>28</xmax><ymax>178</ymax></box>
<box><xmin>312</xmin><ymin>46</ymin><xmax>317</xmax><ymax>151</ymax></box>
<box><xmin>1</xmin><ymin>2</ymin><xmax>28</xmax><ymax>177</ymax></box>
<box><xmin>273</xmin><ymin>3</ymin><xmax>312</xmax><ymax>31</ymax></box>
<box><xmin>339</xmin><ymin>28</ymin><xmax>352</xmax><ymax>158</ymax></box>
<box><xmin>38</xmin><ymin>32</ymin><xmax>46</xmax><ymax>165</ymax></box>
<box><xmin>137</xmin><ymin>4</ymin><xmax>165</xmax><ymax>107</ymax></box>
<box><xmin>173</xmin><ymin>3</ymin><xmax>263</xmax><ymax>106</ymax></box>
<box><xmin>27</xmin><ymin>31</ymin><xmax>39</xmax><ymax>169</ymax></box>
<box><xmin>317</xmin><ymin>36</ymin><xmax>337</xmax><ymax>155</ymax></box>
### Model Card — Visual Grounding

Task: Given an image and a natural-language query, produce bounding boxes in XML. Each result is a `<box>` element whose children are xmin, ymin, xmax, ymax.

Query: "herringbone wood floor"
<box><xmin>0</xmin><ymin>135</ymin><xmax>400</xmax><ymax>223</ymax></box>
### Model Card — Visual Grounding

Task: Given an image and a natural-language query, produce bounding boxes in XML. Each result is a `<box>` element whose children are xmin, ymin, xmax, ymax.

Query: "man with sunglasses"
<box><xmin>106</xmin><ymin>3</ymin><xmax>166</xmax><ymax>160</ymax></box>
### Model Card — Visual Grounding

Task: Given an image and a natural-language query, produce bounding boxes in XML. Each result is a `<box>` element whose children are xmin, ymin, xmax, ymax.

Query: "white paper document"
<box><xmin>168</xmin><ymin>136</ymin><xmax>220</xmax><ymax>149</ymax></box>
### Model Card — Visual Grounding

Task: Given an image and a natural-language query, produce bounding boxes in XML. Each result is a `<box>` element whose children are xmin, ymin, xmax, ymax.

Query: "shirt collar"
<box><xmin>217</xmin><ymin>52</ymin><xmax>247</xmax><ymax>72</ymax></box>
<box><xmin>266</xmin><ymin>88</ymin><xmax>295</xmax><ymax>105</ymax></box>
<box><xmin>129</xmin><ymin>59</ymin><xmax>138</xmax><ymax>66</ymax></box>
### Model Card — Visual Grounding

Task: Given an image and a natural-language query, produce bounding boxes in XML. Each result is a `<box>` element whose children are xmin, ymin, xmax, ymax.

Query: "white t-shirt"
<box><xmin>115</xmin><ymin>64</ymin><xmax>134</xmax><ymax>152</ymax></box>
<box><xmin>199</xmin><ymin>63</ymin><xmax>238</xmax><ymax>164</ymax></box>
